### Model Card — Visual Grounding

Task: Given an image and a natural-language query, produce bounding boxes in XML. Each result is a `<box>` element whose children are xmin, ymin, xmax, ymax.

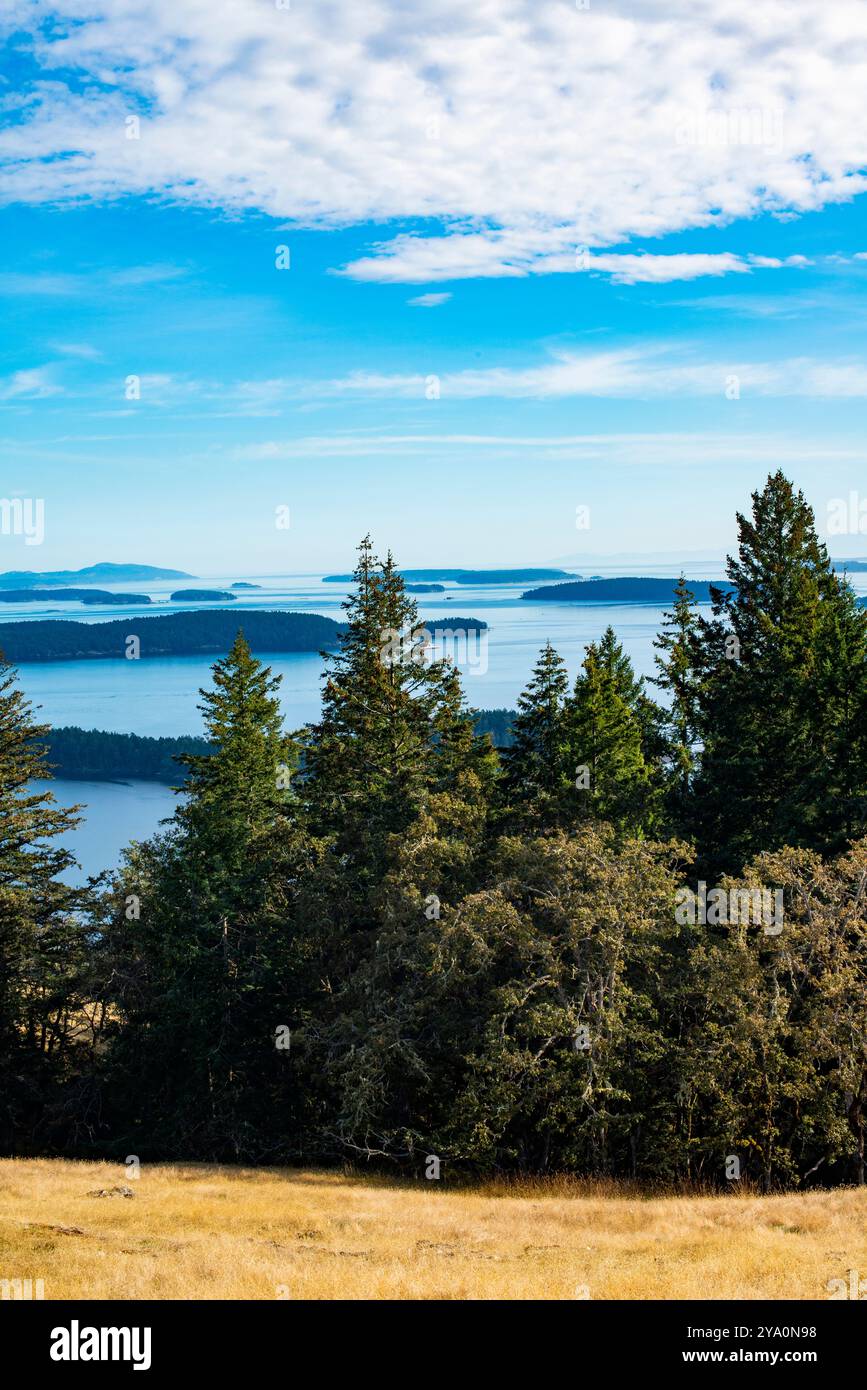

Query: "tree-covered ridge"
<box><xmin>324</xmin><ymin>568</ymin><xmax>576</xmax><ymax>583</ymax></box>
<box><xmin>43</xmin><ymin>727</ymin><xmax>212</xmax><ymax>782</ymax></box>
<box><xmin>0</xmin><ymin>609</ymin><xmax>344</xmax><ymax>662</ymax></box>
<box><xmin>42</xmin><ymin>711</ymin><xmax>515</xmax><ymax>784</ymax></box>
<box><xmin>2</xmin><ymin>474</ymin><xmax>867</xmax><ymax>1187</ymax></box>
<box><xmin>0</xmin><ymin>589</ymin><xmax>152</xmax><ymax>605</ymax></box>
<box><xmin>522</xmin><ymin>576</ymin><xmax>722</xmax><ymax>603</ymax></box>
<box><xmin>170</xmin><ymin>589</ymin><xmax>237</xmax><ymax>602</ymax></box>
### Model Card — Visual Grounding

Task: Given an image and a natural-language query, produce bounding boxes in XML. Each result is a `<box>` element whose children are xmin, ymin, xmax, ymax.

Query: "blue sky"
<box><xmin>2</xmin><ymin>2</ymin><xmax>867</xmax><ymax>575</ymax></box>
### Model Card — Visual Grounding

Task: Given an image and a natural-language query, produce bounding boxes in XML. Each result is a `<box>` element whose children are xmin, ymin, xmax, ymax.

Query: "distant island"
<box><xmin>43</xmin><ymin>726</ymin><xmax>212</xmax><ymax>783</ymax></box>
<box><xmin>405</xmin><ymin>583</ymin><xmax>446</xmax><ymax>593</ymax></box>
<box><xmin>231</xmin><ymin>582</ymin><xmax>262</xmax><ymax>589</ymax></box>
<box><xmin>324</xmin><ymin>568</ymin><xmax>577</xmax><ymax>584</ymax></box>
<box><xmin>0</xmin><ymin>563</ymin><xmax>191</xmax><ymax>589</ymax></box>
<box><xmin>42</xmin><ymin>709</ymin><xmax>516</xmax><ymax>783</ymax></box>
<box><xmin>835</xmin><ymin>559</ymin><xmax>867</xmax><ymax>572</ymax></box>
<box><xmin>171</xmin><ymin>589</ymin><xmax>237</xmax><ymax>602</ymax></box>
<box><xmin>0</xmin><ymin>588</ymin><xmax>152</xmax><ymax>606</ymax></box>
<box><xmin>521</xmin><ymin>577</ymin><xmax>720</xmax><ymax>603</ymax></box>
<box><xmin>423</xmin><ymin>616</ymin><xmax>487</xmax><ymax>632</ymax></box>
<box><xmin>0</xmin><ymin>610</ymin><xmax>344</xmax><ymax>662</ymax></box>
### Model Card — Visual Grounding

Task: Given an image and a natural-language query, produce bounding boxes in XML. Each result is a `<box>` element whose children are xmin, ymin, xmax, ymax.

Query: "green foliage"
<box><xmin>4</xmin><ymin>475</ymin><xmax>867</xmax><ymax>1187</ymax></box>
<box><xmin>43</xmin><ymin>726</ymin><xmax>211</xmax><ymax>783</ymax></box>
<box><xmin>0</xmin><ymin>609</ymin><xmax>343</xmax><ymax>662</ymax></box>
<box><xmin>691</xmin><ymin>470</ymin><xmax>867</xmax><ymax>871</ymax></box>
<box><xmin>0</xmin><ymin>656</ymin><xmax>91</xmax><ymax>1150</ymax></box>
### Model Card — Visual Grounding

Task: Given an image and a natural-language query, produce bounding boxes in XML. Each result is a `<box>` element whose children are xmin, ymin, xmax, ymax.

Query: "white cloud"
<box><xmin>0</xmin><ymin>272</ymin><xmax>81</xmax><ymax>296</ymax></box>
<box><xmin>314</xmin><ymin>347</ymin><xmax>867</xmax><ymax>400</ymax></box>
<box><xmin>238</xmin><ymin>432</ymin><xmax>867</xmax><ymax>466</ymax></box>
<box><xmin>339</xmin><ymin>242</ymin><xmax>811</xmax><ymax>285</ymax></box>
<box><xmin>0</xmin><ymin>264</ymin><xmax>188</xmax><ymax>297</ymax></box>
<box><xmin>51</xmin><ymin>342</ymin><xmax>103</xmax><ymax>360</ymax></box>
<box><xmin>407</xmin><ymin>292</ymin><xmax>452</xmax><ymax>307</ymax></box>
<box><xmin>0</xmin><ymin>366</ymin><xmax>62</xmax><ymax>400</ymax></box>
<box><xmin>2</xmin><ymin>2</ymin><xmax>867</xmax><ymax>279</ymax></box>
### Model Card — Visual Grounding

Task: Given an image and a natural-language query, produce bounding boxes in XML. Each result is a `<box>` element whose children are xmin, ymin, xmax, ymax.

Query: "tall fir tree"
<box><xmin>500</xmin><ymin>641</ymin><xmax>570</xmax><ymax>827</ymax></box>
<box><xmin>652</xmin><ymin>576</ymin><xmax>704</xmax><ymax>831</ymax></box>
<box><xmin>691</xmin><ymin>471</ymin><xmax>867</xmax><ymax>870</ymax></box>
<box><xmin>562</xmin><ymin>640</ymin><xmax>652</xmax><ymax>833</ymax></box>
<box><xmin>0</xmin><ymin>656</ymin><xmax>88</xmax><ymax>1150</ymax></box>
<box><xmin>98</xmin><ymin>635</ymin><xmax>303</xmax><ymax>1158</ymax></box>
<box><xmin>293</xmin><ymin>540</ymin><xmax>500</xmax><ymax>1159</ymax></box>
<box><xmin>301</xmin><ymin>538</ymin><xmax>490</xmax><ymax>878</ymax></box>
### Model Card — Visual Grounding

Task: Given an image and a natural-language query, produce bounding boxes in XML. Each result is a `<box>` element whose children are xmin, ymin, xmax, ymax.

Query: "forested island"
<box><xmin>522</xmin><ymin>576</ymin><xmax>720</xmax><ymax>603</ymax></box>
<box><xmin>324</xmin><ymin>567</ymin><xmax>577</xmax><ymax>584</ymax></box>
<box><xmin>0</xmin><ymin>609</ymin><xmax>486</xmax><ymax>662</ymax></box>
<box><xmin>0</xmin><ymin>609</ymin><xmax>344</xmax><ymax>661</ymax></box>
<box><xmin>0</xmin><ymin>588</ymin><xmax>152</xmax><ymax>606</ymax></box>
<box><xmin>43</xmin><ymin>726</ymin><xmax>212</xmax><ymax>782</ymax></box>
<box><xmin>231</xmin><ymin>582</ymin><xmax>262</xmax><ymax>589</ymax></box>
<box><xmin>423</xmin><ymin>616</ymin><xmax>487</xmax><ymax>631</ymax></box>
<box><xmin>41</xmin><ymin>708</ymin><xmax>517</xmax><ymax>783</ymax></box>
<box><xmin>170</xmin><ymin>589</ymin><xmax>237</xmax><ymax>602</ymax></box>
<box><xmin>405</xmin><ymin>583</ymin><xmax>446</xmax><ymax>593</ymax></box>
<box><xmin>0</xmin><ymin>563</ymin><xmax>190</xmax><ymax>588</ymax></box>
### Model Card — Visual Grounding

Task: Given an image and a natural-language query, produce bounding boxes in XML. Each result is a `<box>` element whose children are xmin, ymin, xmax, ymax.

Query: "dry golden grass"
<box><xmin>0</xmin><ymin>1158</ymin><xmax>864</xmax><ymax>1300</ymax></box>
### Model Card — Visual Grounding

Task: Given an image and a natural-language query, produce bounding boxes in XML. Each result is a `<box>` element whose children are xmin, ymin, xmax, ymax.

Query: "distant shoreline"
<box><xmin>43</xmin><ymin>709</ymin><xmax>516</xmax><ymax>783</ymax></box>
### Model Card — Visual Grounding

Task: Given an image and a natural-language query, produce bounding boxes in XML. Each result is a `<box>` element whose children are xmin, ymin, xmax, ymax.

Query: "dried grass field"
<box><xmin>1</xmin><ymin>1159</ymin><xmax>864</xmax><ymax>1300</ymax></box>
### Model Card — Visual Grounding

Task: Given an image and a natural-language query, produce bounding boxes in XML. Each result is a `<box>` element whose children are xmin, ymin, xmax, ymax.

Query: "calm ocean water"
<box><xmin>19</xmin><ymin>566</ymin><xmax>867</xmax><ymax>879</ymax></box>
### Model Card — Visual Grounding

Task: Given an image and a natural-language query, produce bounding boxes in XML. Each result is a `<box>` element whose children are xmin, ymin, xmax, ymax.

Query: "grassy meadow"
<box><xmin>1</xmin><ymin>1159</ymin><xmax>865</xmax><ymax>1300</ymax></box>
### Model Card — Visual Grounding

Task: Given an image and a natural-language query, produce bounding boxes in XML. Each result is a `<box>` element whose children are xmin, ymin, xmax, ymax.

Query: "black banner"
<box><xmin>2</xmin><ymin>1299</ymin><xmax>857</xmax><ymax>1375</ymax></box>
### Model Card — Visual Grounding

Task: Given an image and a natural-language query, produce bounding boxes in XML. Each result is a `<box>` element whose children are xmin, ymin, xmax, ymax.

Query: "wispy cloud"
<box><xmin>0</xmin><ymin>366</ymin><xmax>62</xmax><ymax>400</ymax></box>
<box><xmin>339</xmin><ymin>239</ymin><xmax>811</xmax><ymax>286</ymax></box>
<box><xmin>407</xmin><ymin>292</ymin><xmax>452</xmax><ymax>307</ymax></box>
<box><xmin>0</xmin><ymin>265</ymin><xmax>189</xmax><ymax>298</ymax></box>
<box><xmin>238</xmin><ymin>431</ymin><xmax>867</xmax><ymax>466</ymax></box>
<box><xmin>50</xmin><ymin>342</ymin><xmax>104</xmax><ymax>360</ymax></box>
<box><xmin>312</xmin><ymin>347</ymin><xmax>867</xmax><ymax>400</ymax></box>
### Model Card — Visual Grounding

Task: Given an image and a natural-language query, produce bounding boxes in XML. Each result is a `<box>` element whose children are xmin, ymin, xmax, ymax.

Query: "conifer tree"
<box><xmin>652</xmin><ymin>576</ymin><xmax>703</xmax><ymax>828</ymax></box>
<box><xmin>563</xmin><ymin>640</ymin><xmax>651</xmax><ymax>833</ymax></box>
<box><xmin>692</xmin><ymin>471</ymin><xmax>867</xmax><ymax>870</ymax></box>
<box><xmin>500</xmin><ymin>641</ymin><xmax>570</xmax><ymax>827</ymax></box>
<box><xmin>176</xmin><ymin>631</ymin><xmax>296</xmax><ymax>846</ymax></box>
<box><xmin>293</xmin><ymin>541</ymin><xmax>500</xmax><ymax>1160</ymax></box>
<box><xmin>597</xmin><ymin>624</ymin><xmax>644</xmax><ymax>706</ymax></box>
<box><xmin>0</xmin><ymin>656</ymin><xmax>87</xmax><ymax>1149</ymax></box>
<box><xmin>301</xmin><ymin>538</ymin><xmax>488</xmax><ymax>878</ymax></box>
<box><xmin>99</xmin><ymin>636</ymin><xmax>302</xmax><ymax>1158</ymax></box>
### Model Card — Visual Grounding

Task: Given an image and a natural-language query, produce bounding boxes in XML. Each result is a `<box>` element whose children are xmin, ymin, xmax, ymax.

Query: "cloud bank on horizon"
<box><xmin>3</xmin><ymin>0</ymin><xmax>867</xmax><ymax>284</ymax></box>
